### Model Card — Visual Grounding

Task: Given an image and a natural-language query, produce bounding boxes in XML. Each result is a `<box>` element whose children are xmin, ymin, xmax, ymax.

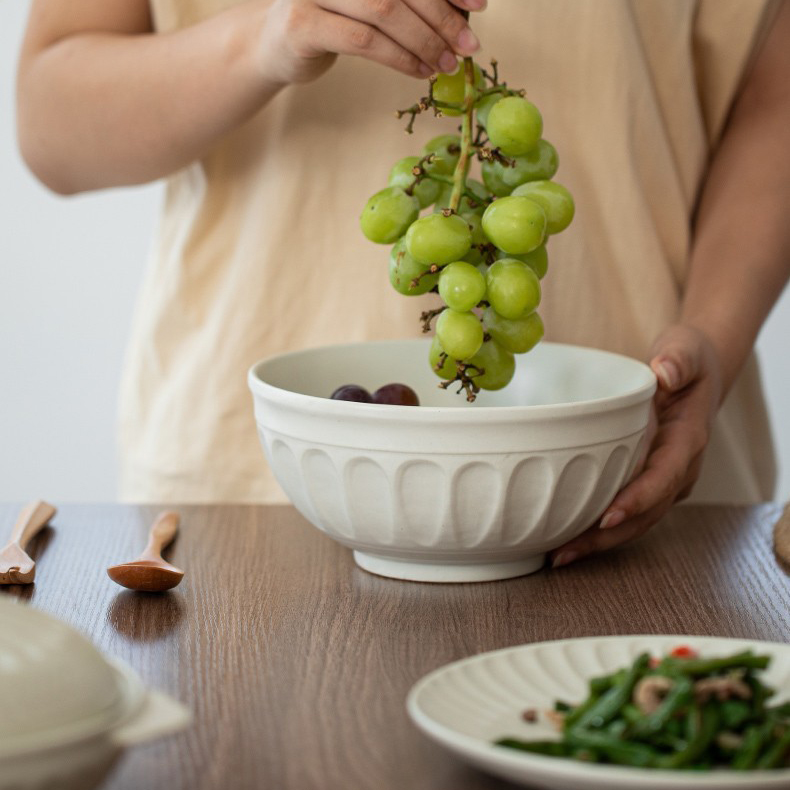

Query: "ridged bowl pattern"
<box><xmin>408</xmin><ymin>635</ymin><xmax>790</xmax><ymax>790</ymax></box>
<box><xmin>249</xmin><ymin>340</ymin><xmax>656</xmax><ymax>582</ymax></box>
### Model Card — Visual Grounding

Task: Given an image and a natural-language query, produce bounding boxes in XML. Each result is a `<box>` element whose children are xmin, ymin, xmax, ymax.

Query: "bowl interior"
<box><xmin>253</xmin><ymin>339</ymin><xmax>655</xmax><ymax>409</ymax></box>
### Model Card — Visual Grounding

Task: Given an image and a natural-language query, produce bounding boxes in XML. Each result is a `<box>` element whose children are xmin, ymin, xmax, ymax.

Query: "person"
<box><xmin>16</xmin><ymin>0</ymin><xmax>790</xmax><ymax>567</ymax></box>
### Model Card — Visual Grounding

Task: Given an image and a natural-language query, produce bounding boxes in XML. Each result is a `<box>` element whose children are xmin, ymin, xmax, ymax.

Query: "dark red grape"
<box><xmin>372</xmin><ymin>383</ymin><xmax>420</xmax><ymax>406</ymax></box>
<box><xmin>330</xmin><ymin>384</ymin><xmax>373</xmax><ymax>403</ymax></box>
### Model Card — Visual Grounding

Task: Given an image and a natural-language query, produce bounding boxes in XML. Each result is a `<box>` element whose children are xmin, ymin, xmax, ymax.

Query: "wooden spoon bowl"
<box><xmin>107</xmin><ymin>511</ymin><xmax>184</xmax><ymax>592</ymax></box>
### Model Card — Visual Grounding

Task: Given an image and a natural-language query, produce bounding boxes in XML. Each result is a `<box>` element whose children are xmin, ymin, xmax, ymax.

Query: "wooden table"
<box><xmin>1</xmin><ymin>503</ymin><xmax>788</xmax><ymax>789</ymax></box>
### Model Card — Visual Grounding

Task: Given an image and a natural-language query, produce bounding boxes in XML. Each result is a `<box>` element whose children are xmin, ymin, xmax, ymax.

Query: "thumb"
<box><xmin>648</xmin><ymin>326</ymin><xmax>704</xmax><ymax>393</ymax></box>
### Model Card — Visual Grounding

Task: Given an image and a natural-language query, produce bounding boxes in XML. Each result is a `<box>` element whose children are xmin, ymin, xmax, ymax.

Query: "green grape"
<box><xmin>483</xmin><ymin>306</ymin><xmax>544</xmax><ymax>353</ymax></box>
<box><xmin>462</xmin><ymin>212</ymin><xmax>487</xmax><ymax>247</ymax></box>
<box><xmin>389</xmin><ymin>239</ymin><xmax>438</xmax><ymax>296</ymax></box>
<box><xmin>433</xmin><ymin>61</ymin><xmax>486</xmax><ymax>116</ymax></box>
<box><xmin>486</xmin><ymin>96</ymin><xmax>543</xmax><ymax>156</ymax></box>
<box><xmin>388</xmin><ymin>156</ymin><xmax>441</xmax><ymax>209</ymax></box>
<box><xmin>360</xmin><ymin>186</ymin><xmax>419</xmax><ymax>244</ymax></box>
<box><xmin>482</xmin><ymin>196</ymin><xmax>546</xmax><ymax>254</ymax></box>
<box><xmin>438</xmin><ymin>261</ymin><xmax>486</xmax><ymax>312</ymax></box>
<box><xmin>481</xmin><ymin>140</ymin><xmax>559</xmax><ymax>193</ymax></box>
<box><xmin>475</xmin><ymin>90</ymin><xmax>504</xmax><ymax>128</ymax></box>
<box><xmin>405</xmin><ymin>213</ymin><xmax>472</xmax><ymax>265</ymax></box>
<box><xmin>422</xmin><ymin>134</ymin><xmax>461</xmax><ymax>176</ymax></box>
<box><xmin>463</xmin><ymin>245</ymin><xmax>484</xmax><ymax>265</ymax></box>
<box><xmin>467</xmin><ymin>339</ymin><xmax>516</xmax><ymax>390</ymax></box>
<box><xmin>435</xmin><ymin>178</ymin><xmax>488</xmax><ymax>214</ymax></box>
<box><xmin>429</xmin><ymin>335</ymin><xmax>457</xmax><ymax>380</ymax></box>
<box><xmin>511</xmin><ymin>180</ymin><xmax>575</xmax><ymax>235</ymax></box>
<box><xmin>436</xmin><ymin>309</ymin><xmax>484</xmax><ymax>360</ymax></box>
<box><xmin>485</xmin><ymin>258</ymin><xmax>541</xmax><ymax>319</ymax></box>
<box><xmin>496</xmin><ymin>244</ymin><xmax>548</xmax><ymax>279</ymax></box>
<box><xmin>480</xmin><ymin>162</ymin><xmax>512</xmax><ymax>198</ymax></box>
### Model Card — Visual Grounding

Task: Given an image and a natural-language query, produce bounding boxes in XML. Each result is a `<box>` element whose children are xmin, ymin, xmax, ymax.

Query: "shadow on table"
<box><xmin>107</xmin><ymin>589</ymin><xmax>186</xmax><ymax>642</ymax></box>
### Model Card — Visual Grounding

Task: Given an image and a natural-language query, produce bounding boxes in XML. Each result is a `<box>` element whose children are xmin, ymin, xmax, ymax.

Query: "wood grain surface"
<box><xmin>0</xmin><ymin>502</ymin><xmax>788</xmax><ymax>790</ymax></box>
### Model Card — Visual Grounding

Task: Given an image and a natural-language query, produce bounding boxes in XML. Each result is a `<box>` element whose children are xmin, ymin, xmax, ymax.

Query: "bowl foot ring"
<box><xmin>352</xmin><ymin>551</ymin><xmax>546</xmax><ymax>583</ymax></box>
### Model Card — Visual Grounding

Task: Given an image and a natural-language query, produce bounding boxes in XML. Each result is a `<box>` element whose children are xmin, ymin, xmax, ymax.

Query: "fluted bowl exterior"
<box><xmin>249</xmin><ymin>340</ymin><xmax>656</xmax><ymax>581</ymax></box>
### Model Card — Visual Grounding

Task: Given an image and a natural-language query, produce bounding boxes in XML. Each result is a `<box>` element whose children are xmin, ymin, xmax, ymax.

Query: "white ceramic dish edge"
<box><xmin>406</xmin><ymin>635</ymin><xmax>790</xmax><ymax>790</ymax></box>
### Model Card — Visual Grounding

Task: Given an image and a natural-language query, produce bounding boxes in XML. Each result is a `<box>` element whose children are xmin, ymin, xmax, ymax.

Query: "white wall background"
<box><xmin>1</xmin><ymin>0</ymin><xmax>788</xmax><ymax>503</ymax></box>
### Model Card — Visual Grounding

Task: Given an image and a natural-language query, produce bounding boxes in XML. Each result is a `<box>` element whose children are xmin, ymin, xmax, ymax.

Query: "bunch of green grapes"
<box><xmin>360</xmin><ymin>57</ymin><xmax>574</xmax><ymax>400</ymax></box>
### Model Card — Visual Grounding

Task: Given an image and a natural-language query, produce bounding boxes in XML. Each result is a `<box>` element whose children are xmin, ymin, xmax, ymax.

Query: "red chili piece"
<box><xmin>669</xmin><ymin>645</ymin><xmax>699</xmax><ymax>659</ymax></box>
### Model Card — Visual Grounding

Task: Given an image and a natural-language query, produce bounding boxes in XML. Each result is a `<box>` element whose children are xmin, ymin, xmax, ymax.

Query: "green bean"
<box><xmin>571</xmin><ymin>654</ymin><xmax>651</xmax><ymax>731</ymax></box>
<box><xmin>630</xmin><ymin>677</ymin><xmax>693</xmax><ymax>738</ymax></box>
<box><xmin>564</xmin><ymin>669</ymin><xmax>628</xmax><ymax>729</ymax></box>
<box><xmin>565</xmin><ymin>728</ymin><xmax>658</xmax><ymax>767</ymax></box>
<box><xmin>662</xmin><ymin>652</ymin><xmax>770</xmax><ymax>677</ymax></box>
<box><xmin>657</xmin><ymin>704</ymin><xmax>719</xmax><ymax>769</ymax></box>
<box><xmin>620</xmin><ymin>704</ymin><xmax>643</xmax><ymax>725</ymax></box>
<box><xmin>732</xmin><ymin>722</ymin><xmax>774</xmax><ymax>770</ymax></box>
<box><xmin>589</xmin><ymin>670</ymin><xmax>622</xmax><ymax>696</ymax></box>
<box><xmin>719</xmin><ymin>700</ymin><xmax>752</xmax><ymax>730</ymax></box>
<box><xmin>606</xmin><ymin>719</ymin><xmax>628</xmax><ymax>738</ymax></box>
<box><xmin>755</xmin><ymin>727</ymin><xmax>790</xmax><ymax>769</ymax></box>
<box><xmin>665</xmin><ymin>716</ymin><xmax>683</xmax><ymax>738</ymax></box>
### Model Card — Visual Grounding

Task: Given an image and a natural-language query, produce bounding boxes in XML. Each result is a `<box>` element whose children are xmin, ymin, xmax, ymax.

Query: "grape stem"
<box><xmin>448</xmin><ymin>57</ymin><xmax>477</xmax><ymax>213</ymax></box>
<box><xmin>420</xmin><ymin>306</ymin><xmax>447</xmax><ymax>333</ymax></box>
<box><xmin>438</xmin><ymin>363</ymin><xmax>483</xmax><ymax>402</ymax></box>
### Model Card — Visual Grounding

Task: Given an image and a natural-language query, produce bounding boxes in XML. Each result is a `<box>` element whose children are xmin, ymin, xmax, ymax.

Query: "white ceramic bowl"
<box><xmin>0</xmin><ymin>599</ymin><xmax>190</xmax><ymax>790</ymax></box>
<box><xmin>248</xmin><ymin>339</ymin><xmax>656</xmax><ymax>583</ymax></box>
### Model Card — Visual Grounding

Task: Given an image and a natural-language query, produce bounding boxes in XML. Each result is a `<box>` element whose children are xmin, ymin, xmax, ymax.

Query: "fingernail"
<box><xmin>465</xmin><ymin>0</ymin><xmax>486</xmax><ymax>10</ymax></box>
<box><xmin>600</xmin><ymin>509</ymin><xmax>626</xmax><ymax>530</ymax></box>
<box><xmin>655</xmin><ymin>360</ymin><xmax>679</xmax><ymax>390</ymax></box>
<box><xmin>439</xmin><ymin>50</ymin><xmax>458</xmax><ymax>73</ymax></box>
<box><xmin>418</xmin><ymin>63</ymin><xmax>433</xmax><ymax>77</ymax></box>
<box><xmin>552</xmin><ymin>551</ymin><xmax>580</xmax><ymax>569</ymax></box>
<box><xmin>457</xmin><ymin>27</ymin><xmax>480</xmax><ymax>54</ymax></box>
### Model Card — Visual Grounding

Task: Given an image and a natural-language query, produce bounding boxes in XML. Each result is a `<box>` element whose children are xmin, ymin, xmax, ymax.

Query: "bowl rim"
<box><xmin>248</xmin><ymin>339</ymin><xmax>657</xmax><ymax>421</ymax></box>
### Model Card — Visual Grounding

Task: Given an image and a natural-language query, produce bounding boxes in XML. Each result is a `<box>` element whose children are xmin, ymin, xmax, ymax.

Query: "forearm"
<box><xmin>17</xmin><ymin>4</ymin><xmax>278</xmax><ymax>194</ymax></box>
<box><xmin>681</xmin><ymin>55</ymin><xmax>790</xmax><ymax>396</ymax></box>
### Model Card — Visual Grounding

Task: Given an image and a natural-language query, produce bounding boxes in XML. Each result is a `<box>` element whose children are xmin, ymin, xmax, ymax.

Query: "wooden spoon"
<box><xmin>107</xmin><ymin>511</ymin><xmax>184</xmax><ymax>592</ymax></box>
<box><xmin>0</xmin><ymin>500</ymin><xmax>57</xmax><ymax>584</ymax></box>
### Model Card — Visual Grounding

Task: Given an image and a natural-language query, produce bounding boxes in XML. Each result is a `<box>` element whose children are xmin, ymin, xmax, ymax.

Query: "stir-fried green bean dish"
<box><xmin>496</xmin><ymin>648</ymin><xmax>790</xmax><ymax>770</ymax></box>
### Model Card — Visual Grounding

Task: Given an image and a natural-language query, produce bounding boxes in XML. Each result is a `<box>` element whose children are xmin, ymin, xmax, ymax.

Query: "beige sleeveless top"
<box><xmin>119</xmin><ymin>0</ymin><xmax>778</xmax><ymax>504</ymax></box>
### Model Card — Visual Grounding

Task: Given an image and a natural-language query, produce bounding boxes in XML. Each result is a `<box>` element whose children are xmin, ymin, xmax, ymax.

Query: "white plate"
<box><xmin>407</xmin><ymin>635</ymin><xmax>790</xmax><ymax>790</ymax></box>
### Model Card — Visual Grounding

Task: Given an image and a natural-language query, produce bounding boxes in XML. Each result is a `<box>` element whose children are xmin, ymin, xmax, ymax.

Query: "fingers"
<box><xmin>308</xmin><ymin>8</ymin><xmax>433</xmax><ymax>77</ymax></box>
<box><xmin>402</xmin><ymin>0</ymin><xmax>480</xmax><ymax>59</ymax></box>
<box><xmin>315</xmin><ymin>0</ymin><xmax>480</xmax><ymax>76</ymax></box>
<box><xmin>650</xmin><ymin>327</ymin><xmax>703</xmax><ymax>393</ymax></box>
<box><xmin>549</xmin><ymin>503</ymin><xmax>667</xmax><ymax>568</ymax></box>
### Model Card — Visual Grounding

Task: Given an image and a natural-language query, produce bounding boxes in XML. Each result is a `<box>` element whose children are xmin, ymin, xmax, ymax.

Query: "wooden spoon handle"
<box><xmin>8</xmin><ymin>501</ymin><xmax>56</xmax><ymax>550</ymax></box>
<box><xmin>141</xmin><ymin>511</ymin><xmax>180</xmax><ymax>560</ymax></box>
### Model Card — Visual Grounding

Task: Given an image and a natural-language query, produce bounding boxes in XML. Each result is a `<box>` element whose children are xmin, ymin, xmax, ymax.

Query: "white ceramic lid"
<box><xmin>0</xmin><ymin>598</ymin><xmax>138</xmax><ymax>756</ymax></box>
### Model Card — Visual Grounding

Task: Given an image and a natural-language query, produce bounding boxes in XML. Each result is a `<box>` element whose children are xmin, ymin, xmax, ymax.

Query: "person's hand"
<box><xmin>548</xmin><ymin>324</ymin><xmax>723</xmax><ymax>568</ymax></box>
<box><xmin>260</xmin><ymin>0</ymin><xmax>484</xmax><ymax>85</ymax></box>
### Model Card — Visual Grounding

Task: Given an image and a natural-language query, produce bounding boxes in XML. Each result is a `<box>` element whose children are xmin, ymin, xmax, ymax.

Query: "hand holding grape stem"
<box><xmin>262</xmin><ymin>0</ymin><xmax>485</xmax><ymax>85</ymax></box>
<box><xmin>18</xmin><ymin>0</ymin><xmax>485</xmax><ymax>193</ymax></box>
